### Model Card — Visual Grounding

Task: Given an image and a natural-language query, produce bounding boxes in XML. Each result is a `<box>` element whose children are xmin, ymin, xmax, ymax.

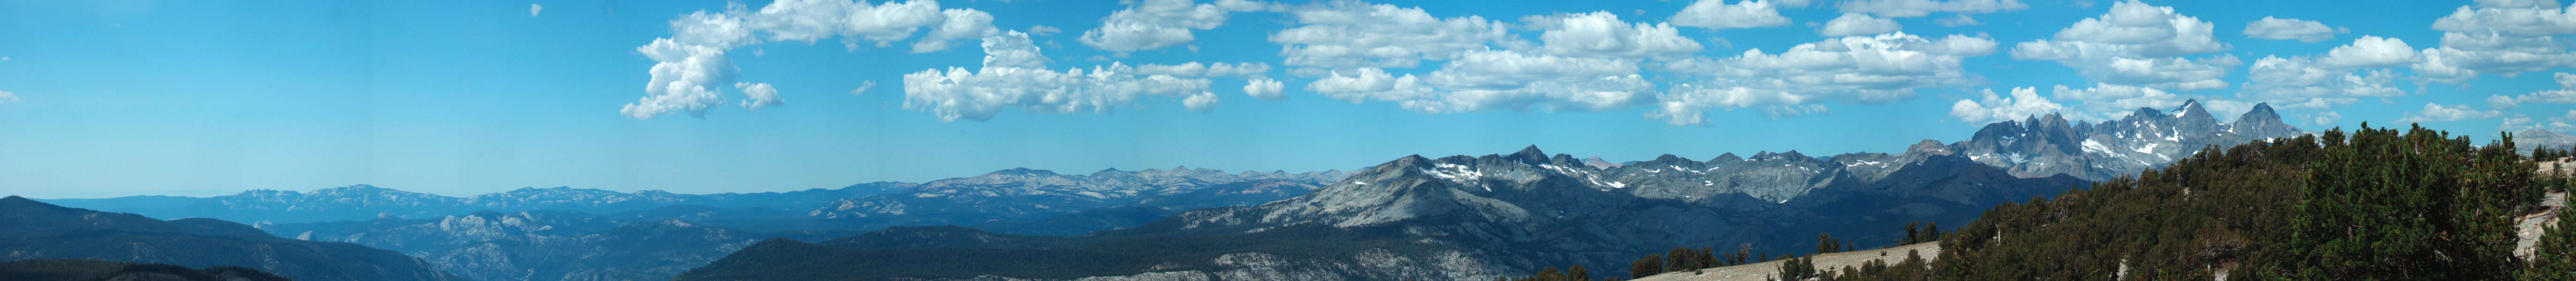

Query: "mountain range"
<box><xmin>673</xmin><ymin>102</ymin><xmax>2308</xmax><ymax>281</ymax></box>
<box><xmin>199</xmin><ymin>168</ymin><xmax>1347</xmax><ymax>281</ymax></box>
<box><xmin>0</xmin><ymin>196</ymin><xmax>465</xmax><ymax>281</ymax></box>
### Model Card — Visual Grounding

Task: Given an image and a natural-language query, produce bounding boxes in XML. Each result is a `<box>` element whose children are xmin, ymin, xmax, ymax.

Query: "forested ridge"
<box><xmin>1508</xmin><ymin>124</ymin><xmax>2576</xmax><ymax>281</ymax></box>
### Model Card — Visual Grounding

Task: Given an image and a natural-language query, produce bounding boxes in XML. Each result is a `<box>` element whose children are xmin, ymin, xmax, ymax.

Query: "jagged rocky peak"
<box><xmin>1504</xmin><ymin>145</ymin><xmax>1549</xmax><ymax>165</ymax></box>
<box><xmin>2232</xmin><ymin>102</ymin><xmax>2301</xmax><ymax>138</ymax></box>
<box><xmin>2171</xmin><ymin>99</ymin><xmax>2225</xmax><ymax>135</ymax></box>
<box><xmin>1711</xmin><ymin>152</ymin><xmax>1744</xmax><ymax>162</ymax></box>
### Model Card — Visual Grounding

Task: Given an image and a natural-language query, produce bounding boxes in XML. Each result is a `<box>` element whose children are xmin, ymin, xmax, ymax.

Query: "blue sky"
<box><xmin>0</xmin><ymin>0</ymin><xmax>2568</xmax><ymax>198</ymax></box>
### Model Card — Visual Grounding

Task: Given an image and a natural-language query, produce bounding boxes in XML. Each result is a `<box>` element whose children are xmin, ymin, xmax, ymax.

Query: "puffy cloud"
<box><xmin>2242</xmin><ymin>17</ymin><xmax>2340</xmax><ymax>43</ymax></box>
<box><xmin>911</xmin><ymin>9</ymin><xmax>1004</xmax><ymax>52</ymax></box>
<box><xmin>1079</xmin><ymin>0</ymin><xmax>1232</xmax><ymax>52</ymax></box>
<box><xmin>1135</xmin><ymin>62</ymin><xmax>1271</xmax><ymax>77</ymax></box>
<box><xmin>1819</xmin><ymin>14</ymin><xmax>1902</xmax><ymax>37</ymax></box>
<box><xmin>1671</xmin><ymin>0</ymin><xmax>1791</xmax><ymax>30</ymax></box>
<box><xmin>671</xmin><ymin>10</ymin><xmax>758</xmax><ymax>49</ymax></box>
<box><xmin>1306</xmin><ymin>51</ymin><xmax>1658</xmax><ymax>114</ymax></box>
<box><xmin>2394</xmin><ymin>103</ymin><xmax>2509</xmax><ymax>123</ymax></box>
<box><xmin>628</xmin><ymin>0</ymin><xmax>1009</xmax><ymax>119</ymax></box>
<box><xmin>1837</xmin><ymin>0</ymin><xmax>2030</xmax><ymax>18</ymax></box>
<box><xmin>1529</xmin><ymin>12</ymin><xmax>1703</xmax><ymax>58</ymax></box>
<box><xmin>737</xmin><ymin>82</ymin><xmax>784</xmax><ymax>110</ymax></box>
<box><xmin>2234</xmin><ymin>37</ymin><xmax>2426</xmax><ymax>117</ymax></box>
<box><xmin>1182</xmin><ymin>92</ymin><xmax>1221</xmax><ymax>112</ymax></box>
<box><xmin>2417</xmin><ymin>0</ymin><xmax>2576</xmax><ymax>83</ymax></box>
<box><xmin>1933</xmin><ymin>14</ymin><xmax>1982</xmax><ymax>27</ymax></box>
<box><xmin>1951</xmin><ymin>87</ymin><xmax>2069</xmax><ymax>124</ymax></box>
<box><xmin>981</xmin><ymin>31</ymin><xmax>1050</xmax><ymax>68</ymax></box>
<box><xmin>2316</xmin><ymin>36</ymin><xmax>2421</xmax><ymax>67</ymax></box>
<box><xmin>1269</xmin><ymin>1</ymin><xmax>1511</xmax><ymax>68</ymax></box>
<box><xmin>2238</xmin><ymin>55</ymin><xmax>2404</xmax><ymax>108</ymax></box>
<box><xmin>0</xmin><ymin>90</ymin><xmax>17</xmax><ymax>104</ymax></box>
<box><xmin>2491</xmin><ymin>73</ymin><xmax>2576</xmax><ymax>108</ymax></box>
<box><xmin>530</xmin><ymin>4</ymin><xmax>543</xmax><ymax>17</ymax></box>
<box><xmin>904</xmin><ymin>32</ymin><xmax>1220</xmax><ymax>121</ymax></box>
<box><xmin>1243</xmin><ymin>78</ymin><xmax>1286</xmax><ymax>100</ymax></box>
<box><xmin>624</xmin><ymin>39</ymin><xmax>735</xmax><ymax>119</ymax></box>
<box><xmin>2009</xmin><ymin>0</ymin><xmax>2235</xmax><ymax>91</ymax></box>
<box><xmin>1652</xmin><ymin>32</ymin><xmax>1995</xmax><ymax>124</ymax></box>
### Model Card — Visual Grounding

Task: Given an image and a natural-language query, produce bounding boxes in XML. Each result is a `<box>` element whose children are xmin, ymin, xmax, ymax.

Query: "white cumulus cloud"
<box><xmin>737</xmin><ymin>82</ymin><xmax>783</xmax><ymax>110</ymax></box>
<box><xmin>1269</xmin><ymin>1</ymin><xmax>1511</xmax><ymax>68</ymax></box>
<box><xmin>624</xmin><ymin>39</ymin><xmax>735</xmax><ymax>119</ymax></box>
<box><xmin>1243</xmin><ymin>78</ymin><xmax>1286</xmax><ymax>100</ymax></box>
<box><xmin>1079</xmin><ymin>0</ymin><xmax>1232</xmax><ymax>52</ymax></box>
<box><xmin>2491</xmin><ymin>73</ymin><xmax>2576</xmax><ymax>109</ymax></box>
<box><xmin>2242</xmin><ymin>16</ymin><xmax>2340</xmax><ymax>43</ymax></box>
<box><xmin>1951</xmin><ymin>87</ymin><xmax>2069</xmax><ymax>125</ymax></box>
<box><xmin>2235</xmin><ymin>37</ymin><xmax>2420</xmax><ymax>115</ymax></box>
<box><xmin>1530</xmin><ymin>12</ymin><xmax>1704</xmax><ymax>58</ymax></box>
<box><xmin>530</xmin><ymin>4</ymin><xmax>543</xmax><ymax>17</ymax></box>
<box><xmin>1819</xmin><ymin>13</ymin><xmax>1902</xmax><ymax>36</ymax></box>
<box><xmin>902</xmin><ymin>32</ymin><xmax>1220</xmax><ymax>121</ymax></box>
<box><xmin>627</xmin><ymin>0</ymin><xmax>1009</xmax><ymax>119</ymax></box>
<box><xmin>1671</xmin><ymin>0</ymin><xmax>1792</xmax><ymax>30</ymax></box>
<box><xmin>2008</xmin><ymin>0</ymin><xmax>2235</xmax><ymax>92</ymax></box>
<box><xmin>2395</xmin><ymin>103</ymin><xmax>2509</xmax><ymax>123</ymax></box>
<box><xmin>1652</xmin><ymin>32</ymin><xmax>1997</xmax><ymax>124</ymax></box>
<box><xmin>1306</xmin><ymin>51</ymin><xmax>1658</xmax><ymax>114</ymax></box>
<box><xmin>1837</xmin><ymin>0</ymin><xmax>2029</xmax><ymax>18</ymax></box>
<box><xmin>2415</xmin><ymin>0</ymin><xmax>2576</xmax><ymax>84</ymax></box>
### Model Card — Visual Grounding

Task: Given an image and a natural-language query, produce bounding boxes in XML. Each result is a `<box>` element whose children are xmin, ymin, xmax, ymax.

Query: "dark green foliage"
<box><xmin>1818</xmin><ymin>233</ymin><xmax>1841</xmax><ymax>254</ymax></box>
<box><xmin>1924</xmin><ymin>125</ymin><xmax>2563</xmax><ymax>281</ymax></box>
<box><xmin>2280</xmin><ymin>125</ymin><xmax>2537</xmax><ymax>280</ymax></box>
<box><xmin>0</xmin><ymin>259</ymin><xmax>294</xmax><ymax>281</ymax></box>
<box><xmin>1662</xmin><ymin>247</ymin><xmax>1720</xmax><ymax>273</ymax></box>
<box><xmin>1931</xmin><ymin>133</ymin><xmax>2321</xmax><ymax>280</ymax></box>
<box><xmin>1631</xmin><ymin>254</ymin><xmax>1663</xmax><ymax>279</ymax></box>
<box><xmin>1501</xmin><ymin>264</ymin><xmax>1595</xmax><ymax>281</ymax></box>
<box><xmin>1776</xmin><ymin>254</ymin><xmax>1816</xmax><ymax>281</ymax></box>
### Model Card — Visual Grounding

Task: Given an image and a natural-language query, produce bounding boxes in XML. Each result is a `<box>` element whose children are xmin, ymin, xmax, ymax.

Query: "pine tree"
<box><xmin>1817</xmin><ymin>233</ymin><xmax>1839</xmax><ymax>254</ymax></box>
<box><xmin>1568</xmin><ymin>264</ymin><xmax>1590</xmax><ymax>281</ymax></box>
<box><xmin>1631</xmin><ymin>254</ymin><xmax>1663</xmax><ymax>279</ymax></box>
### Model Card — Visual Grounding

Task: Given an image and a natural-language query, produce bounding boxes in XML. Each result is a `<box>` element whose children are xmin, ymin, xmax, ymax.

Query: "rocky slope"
<box><xmin>0</xmin><ymin>196</ymin><xmax>467</xmax><ymax>281</ymax></box>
